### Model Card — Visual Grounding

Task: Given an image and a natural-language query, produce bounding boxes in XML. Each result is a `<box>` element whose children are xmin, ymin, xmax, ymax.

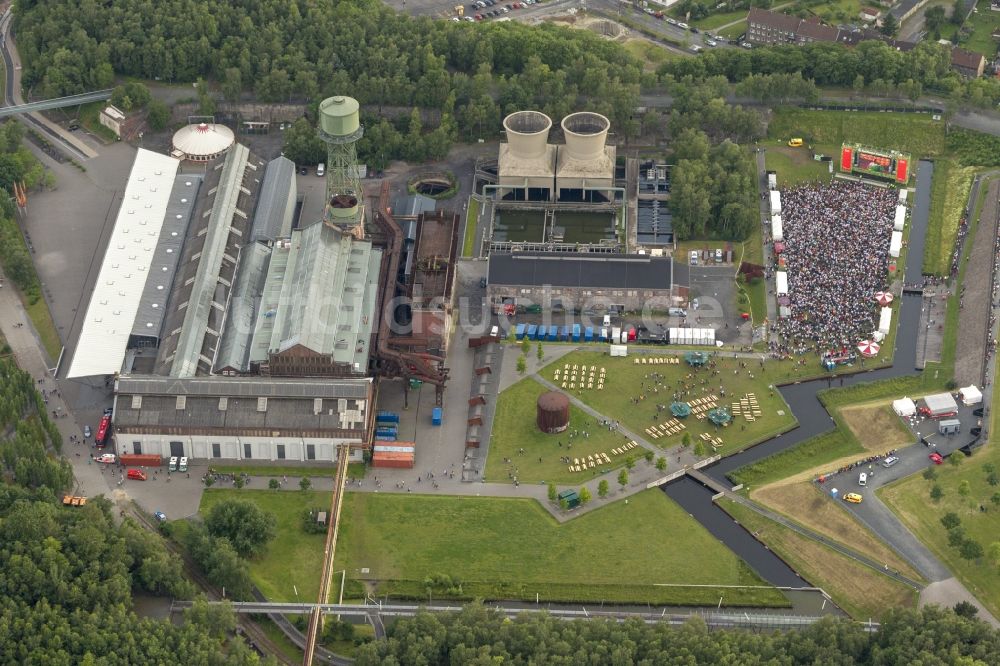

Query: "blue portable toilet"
<box><xmin>584</xmin><ymin>326</ymin><xmax>594</xmax><ymax>342</ymax></box>
<box><xmin>431</xmin><ymin>407</ymin><xmax>443</xmax><ymax>426</ymax></box>
<box><xmin>536</xmin><ymin>325</ymin><xmax>547</xmax><ymax>341</ymax></box>
<box><xmin>527</xmin><ymin>324</ymin><xmax>537</xmax><ymax>340</ymax></box>
<box><xmin>515</xmin><ymin>323</ymin><xmax>526</xmax><ymax>340</ymax></box>
<box><xmin>559</xmin><ymin>326</ymin><xmax>569</xmax><ymax>341</ymax></box>
<box><xmin>572</xmin><ymin>324</ymin><xmax>581</xmax><ymax>342</ymax></box>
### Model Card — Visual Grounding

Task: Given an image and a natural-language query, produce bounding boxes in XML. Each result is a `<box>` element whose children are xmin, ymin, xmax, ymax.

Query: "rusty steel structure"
<box><xmin>372</xmin><ymin>181</ymin><xmax>449</xmax><ymax>405</ymax></box>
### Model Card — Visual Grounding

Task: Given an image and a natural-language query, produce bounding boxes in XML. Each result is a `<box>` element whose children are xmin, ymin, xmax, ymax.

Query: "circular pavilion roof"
<box><xmin>171</xmin><ymin>122</ymin><xmax>235</xmax><ymax>158</ymax></box>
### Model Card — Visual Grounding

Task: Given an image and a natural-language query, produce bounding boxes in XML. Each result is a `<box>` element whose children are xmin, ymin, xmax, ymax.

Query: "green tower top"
<box><xmin>319</xmin><ymin>96</ymin><xmax>360</xmax><ymax>138</ymax></box>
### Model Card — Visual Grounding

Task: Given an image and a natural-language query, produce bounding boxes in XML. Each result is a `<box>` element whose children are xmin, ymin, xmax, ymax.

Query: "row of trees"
<box><xmin>660</xmin><ymin>39</ymin><xmax>1000</xmax><ymax>109</ymax></box>
<box><xmin>356</xmin><ymin>603</ymin><xmax>1000</xmax><ymax>664</ymax></box>
<box><xmin>0</xmin><ymin>354</ymin><xmax>264</xmax><ymax>662</ymax></box>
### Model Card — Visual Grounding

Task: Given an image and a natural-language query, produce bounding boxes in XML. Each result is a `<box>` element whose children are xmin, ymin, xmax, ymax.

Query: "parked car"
<box><xmin>154</xmin><ymin>511</ymin><xmax>167</xmax><ymax>522</ymax></box>
<box><xmin>706</xmin><ymin>38</ymin><xmax>718</xmax><ymax>47</ymax></box>
<box><xmin>127</xmin><ymin>468</ymin><xmax>148</xmax><ymax>481</ymax></box>
<box><xmin>973</xmin><ymin>407</ymin><xmax>984</xmax><ymax>417</ymax></box>
<box><xmin>316</xmin><ymin>163</ymin><xmax>325</xmax><ymax>177</ymax></box>
<box><xmin>741</xmin><ymin>41</ymin><xmax>753</xmax><ymax>48</ymax></box>
<box><xmin>666</xmin><ymin>17</ymin><xmax>678</xmax><ymax>25</ymax></box>
<box><xmin>669</xmin><ymin>307</ymin><xmax>687</xmax><ymax>317</ymax></box>
<box><xmin>929</xmin><ymin>452</ymin><xmax>944</xmax><ymax>465</ymax></box>
<box><xmin>714</xmin><ymin>248</ymin><xmax>723</xmax><ymax>263</ymax></box>
<box><xmin>95</xmin><ymin>453</ymin><xmax>116</xmax><ymax>464</ymax></box>
<box><xmin>83</xmin><ymin>425</ymin><xmax>92</xmax><ymax>438</ymax></box>
<box><xmin>882</xmin><ymin>456</ymin><xmax>900</xmax><ymax>468</ymax></box>
<box><xmin>858</xmin><ymin>472</ymin><xmax>867</xmax><ymax>486</ymax></box>
<box><xmin>843</xmin><ymin>492</ymin><xmax>863</xmax><ymax>504</ymax></box>
<box><xmin>689</xmin><ymin>250</ymin><xmax>698</xmax><ymax>265</ymax></box>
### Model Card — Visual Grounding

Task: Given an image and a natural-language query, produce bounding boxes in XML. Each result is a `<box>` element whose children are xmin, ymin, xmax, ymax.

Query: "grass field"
<box><xmin>764</xmin><ymin>143</ymin><xmax>836</xmax><ymax>186</ymax></box>
<box><xmin>543</xmin><ymin>351</ymin><xmax>797</xmax><ymax>457</ymax></box>
<box><xmin>838</xmin><ymin>403</ymin><xmax>913</xmax><ymax>451</ymax></box>
<box><xmin>209</xmin><ymin>463</ymin><xmax>366</xmax><ymax>480</ymax></box>
<box><xmin>623</xmin><ymin>39</ymin><xmax>681</xmax><ymax>69</ymax></box>
<box><xmin>924</xmin><ymin>159</ymin><xmax>980</xmax><ymax>276</ymax></box>
<box><xmin>767</xmin><ymin>109</ymin><xmax>946</xmax><ymax>159</ymax></box>
<box><xmin>752</xmin><ymin>481</ymin><xmax>923</xmax><ymax>580</ymax></box>
<box><xmin>200</xmin><ymin>489</ymin><xmax>327</xmax><ymax>603</ymax></box>
<box><xmin>690</xmin><ymin>10</ymin><xmax>747</xmax><ymax>30</ymax></box>
<box><xmin>721</xmin><ymin>500</ymin><xmax>919</xmax><ymax>619</ymax></box>
<box><xmin>961</xmin><ymin>0</ymin><xmax>1000</xmax><ymax>57</ymax></box>
<box><xmin>332</xmin><ymin>490</ymin><xmax>789</xmax><ymax>607</ymax></box>
<box><xmin>462</xmin><ymin>196</ymin><xmax>479</xmax><ymax>258</ymax></box>
<box><xmin>25</xmin><ymin>293</ymin><xmax>61</xmax><ymax>362</ymax></box>
<box><xmin>484</xmin><ymin>377</ymin><xmax>630</xmax><ymax>484</ymax></box>
<box><xmin>718</xmin><ymin>21</ymin><xmax>747</xmax><ymax>40</ymax></box>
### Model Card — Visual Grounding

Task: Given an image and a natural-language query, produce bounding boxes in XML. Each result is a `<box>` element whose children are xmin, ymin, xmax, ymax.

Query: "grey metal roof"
<box><xmin>393</xmin><ymin>194</ymin><xmax>436</xmax><ymax>217</ymax></box>
<box><xmin>249</xmin><ymin>156</ymin><xmax>296</xmax><ymax>243</ymax></box>
<box><xmin>214</xmin><ymin>242</ymin><xmax>272</xmax><ymax>373</ymax></box>
<box><xmin>131</xmin><ymin>174</ymin><xmax>203</xmax><ymax>341</ymax></box>
<box><xmin>117</xmin><ymin>375</ymin><xmax>371</xmax><ymax>398</ymax></box>
<box><xmin>169</xmin><ymin>144</ymin><xmax>261</xmax><ymax>377</ymax></box>
<box><xmin>488</xmin><ymin>252</ymin><xmax>673</xmax><ymax>290</ymax></box>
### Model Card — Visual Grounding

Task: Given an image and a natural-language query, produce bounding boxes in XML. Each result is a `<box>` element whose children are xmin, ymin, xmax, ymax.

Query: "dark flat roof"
<box><xmin>488</xmin><ymin>252</ymin><xmax>672</xmax><ymax>290</ymax></box>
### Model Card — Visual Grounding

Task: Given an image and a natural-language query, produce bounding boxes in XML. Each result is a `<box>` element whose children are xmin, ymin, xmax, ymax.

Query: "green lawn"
<box><xmin>767</xmin><ymin>109</ymin><xmax>946</xmax><ymax>159</ymax></box>
<box><xmin>199</xmin><ymin>489</ymin><xmax>328</xmax><ymax>603</ymax></box>
<box><xmin>960</xmin><ymin>0</ymin><xmax>1000</xmax><ymax>57</ymax></box>
<box><xmin>542</xmin><ymin>351</ymin><xmax>797</xmax><ymax>457</ymax></box>
<box><xmin>763</xmin><ymin>142</ymin><xmax>836</xmax><ymax>186</ymax></box>
<box><xmin>924</xmin><ymin>159</ymin><xmax>980</xmax><ymax>276</ymax></box>
<box><xmin>25</xmin><ymin>293</ymin><xmax>61</xmax><ymax>362</ymax></box>
<box><xmin>484</xmin><ymin>377</ymin><xmax>629</xmax><ymax>484</ymax></box>
<box><xmin>208</xmin><ymin>463</ymin><xmax>366</xmax><ymax>479</ymax></box>
<box><xmin>731</xmin><ymin>428</ymin><xmax>861</xmax><ymax>489</ymax></box>
<box><xmin>462</xmin><ymin>196</ymin><xmax>479</xmax><ymax>258</ymax></box>
<box><xmin>721</xmin><ymin>500</ymin><xmax>919</xmax><ymax>619</ymax></box>
<box><xmin>692</xmin><ymin>10</ymin><xmax>748</xmax><ymax>30</ymax></box>
<box><xmin>623</xmin><ymin>39</ymin><xmax>681</xmax><ymax>69</ymax></box>
<box><xmin>333</xmin><ymin>490</ymin><xmax>789</xmax><ymax>607</ymax></box>
<box><xmin>718</xmin><ymin>21</ymin><xmax>747</xmax><ymax>40</ymax></box>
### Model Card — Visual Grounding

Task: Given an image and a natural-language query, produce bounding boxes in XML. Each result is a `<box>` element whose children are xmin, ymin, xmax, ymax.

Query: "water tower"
<box><xmin>318</xmin><ymin>95</ymin><xmax>365</xmax><ymax>237</ymax></box>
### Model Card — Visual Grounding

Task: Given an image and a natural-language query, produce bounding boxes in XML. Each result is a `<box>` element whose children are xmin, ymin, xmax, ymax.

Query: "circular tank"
<box><xmin>536</xmin><ymin>391</ymin><xmax>570</xmax><ymax>434</ymax></box>
<box><xmin>503</xmin><ymin>110</ymin><xmax>552</xmax><ymax>160</ymax></box>
<box><xmin>561</xmin><ymin>111</ymin><xmax>610</xmax><ymax>161</ymax></box>
<box><xmin>319</xmin><ymin>96</ymin><xmax>361</xmax><ymax>137</ymax></box>
<box><xmin>326</xmin><ymin>194</ymin><xmax>359</xmax><ymax>220</ymax></box>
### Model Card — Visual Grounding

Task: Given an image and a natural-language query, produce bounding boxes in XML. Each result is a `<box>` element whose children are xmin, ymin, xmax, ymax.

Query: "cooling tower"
<box><xmin>560</xmin><ymin>112</ymin><xmax>610</xmax><ymax>162</ymax></box>
<box><xmin>503</xmin><ymin>111</ymin><xmax>552</xmax><ymax>160</ymax></box>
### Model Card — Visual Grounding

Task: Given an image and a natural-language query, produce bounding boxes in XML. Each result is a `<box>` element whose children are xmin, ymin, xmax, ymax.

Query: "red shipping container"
<box><xmin>372</xmin><ymin>451</ymin><xmax>414</xmax><ymax>469</ymax></box>
<box><xmin>119</xmin><ymin>454</ymin><xmax>163</xmax><ymax>467</ymax></box>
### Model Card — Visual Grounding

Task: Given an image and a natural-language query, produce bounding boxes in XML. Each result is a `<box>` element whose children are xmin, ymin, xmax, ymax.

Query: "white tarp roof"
<box><xmin>892</xmin><ymin>397</ymin><xmax>916</xmax><ymax>416</ymax></box>
<box><xmin>769</xmin><ymin>190</ymin><xmax>781</xmax><ymax>214</ymax></box>
<box><xmin>771</xmin><ymin>215</ymin><xmax>783</xmax><ymax>242</ymax></box>
<box><xmin>889</xmin><ymin>230</ymin><xmax>903</xmax><ymax>258</ymax></box>
<box><xmin>878</xmin><ymin>306</ymin><xmax>892</xmax><ymax>335</ymax></box>
<box><xmin>924</xmin><ymin>392</ymin><xmax>958</xmax><ymax>415</ymax></box>
<box><xmin>68</xmin><ymin>149</ymin><xmax>180</xmax><ymax>378</ymax></box>
<box><xmin>775</xmin><ymin>270</ymin><xmax>788</xmax><ymax>295</ymax></box>
<box><xmin>898</xmin><ymin>189</ymin><xmax>908</xmax><ymax>203</ymax></box>
<box><xmin>960</xmin><ymin>385</ymin><xmax>982</xmax><ymax>405</ymax></box>
<box><xmin>894</xmin><ymin>205</ymin><xmax>906</xmax><ymax>231</ymax></box>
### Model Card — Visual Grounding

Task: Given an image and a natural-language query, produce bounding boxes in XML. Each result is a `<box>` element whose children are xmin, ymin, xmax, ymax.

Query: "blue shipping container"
<box><xmin>375</xmin><ymin>435</ymin><xmax>397</xmax><ymax>442</ymax></box>
<box><xmin>515</xmin><ymin>323</ymin><xmax>526</xmax><ymax>340</ymax></box>
<box><xmin>584</xmin><ymin>326</ymin><xmax>594</xmax><ymax>342</ymax></box>
<box><xmin>376</xmin><ymin>427</ymin><xmax>398</xmax><ymax>438</ymax></box>
<box><xmin>527</xmin><ymin>324</ymin><xmax>538</xmax><ymax>339</ymax></box>
<box><xmin>572</xmin><ymin>324</ymin><xmax>581</xmax><ymax>342</ymax></box>
<box><xmin>536</xmin><ymin>325</ymin><xmax>547</xmax><ymax>341</ymax></box>
<box><xmin>431</xmin><ymin>407</ymin><xmax>443</xmax><ymax>426</ymax></box>
<box><xmin>376</xmin><ymin>411</ymin><xmax>400</xmax><ymax>424</ymax></box>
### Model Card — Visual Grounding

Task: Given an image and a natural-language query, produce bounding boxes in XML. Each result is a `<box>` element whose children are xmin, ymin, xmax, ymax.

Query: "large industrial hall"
<box><xmin>67</xmin><ymin>97</ymin><xmax>450</xmax><ymax>464</ymax></box>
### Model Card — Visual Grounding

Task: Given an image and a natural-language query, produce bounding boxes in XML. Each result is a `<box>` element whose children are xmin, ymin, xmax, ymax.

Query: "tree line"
<box><xmin>356</xmin><ymin>603</ymin><xmax>1000</xmax><ymax>665</ymax></box>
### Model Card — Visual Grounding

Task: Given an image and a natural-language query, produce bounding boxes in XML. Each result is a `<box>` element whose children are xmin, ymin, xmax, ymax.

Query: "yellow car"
<box><xmin>843</xmin><ymin>493</ymin><xmax>863</xmax><ymax>504</ymax></box>
<box><xmin>787</xmin><ymin>138</ymin><xmax>804</xmax><ymax>147</ymax></box>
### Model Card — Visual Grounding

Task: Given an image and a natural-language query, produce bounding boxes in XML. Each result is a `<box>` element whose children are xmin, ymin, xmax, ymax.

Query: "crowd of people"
<box><xmin>772</xmin><ymin>181</ymin><xmax>897</xmax><ymax>352</ymax></box>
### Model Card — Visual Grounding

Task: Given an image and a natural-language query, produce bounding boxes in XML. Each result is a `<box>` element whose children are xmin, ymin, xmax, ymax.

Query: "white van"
<box><xmin>179</xmin><ymin>457</ymin><xmax>188</xmax><ymax>472</ymax></box>
<box><xmin>858</xmin><ymin>472</ymin><xmax>867</xmax><ymax>486</ymax></box>
<box><xmin>689</xmin><ymin>251</ymin><xmax>698</xmax><ymax>265</ymax></box>
<box><xmin>602</xmin><ymin>314</ymin><xmax>612</xmax><ymax>327</ymax></box>
<box><xmin>168</xmin><ymin>456</ymin><xmax>178</xmax><ymax>472</ymax></box>
<box><xmin>490</xmin><ymin>325</ymin><xmax>499</xmax><ymax>338</ymax></box>
<box><xmin>882</xmin><ymin>456</ymin><xmax>900</xmax><ymax>468</ymax></box>
<box><xmin>316</xmin><ymin>163</ymin><xmax>325</xmax><ymax>177</ymax></box>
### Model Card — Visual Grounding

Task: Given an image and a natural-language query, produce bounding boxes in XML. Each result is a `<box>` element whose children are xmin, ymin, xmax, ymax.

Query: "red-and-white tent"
<box><xmin>857</xmin><ymin>340</ymin><xmax>880</xmax><ymax>357</ymax></box>
<box><xmin>874</xmin><ymin>291</ymin><xmax>893</xmax><ymax>306</ymax></box>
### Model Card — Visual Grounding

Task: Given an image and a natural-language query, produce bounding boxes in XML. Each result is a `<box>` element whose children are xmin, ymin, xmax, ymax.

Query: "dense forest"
<box><xmin>0</xmin><ymin>356</ymin><xmax>265</xmax><ymax>664</ymax></box>
<box><xmin>357</xmin><ymin>603</ymin><xmax>1000</xmax><ymax>665</ymax></box>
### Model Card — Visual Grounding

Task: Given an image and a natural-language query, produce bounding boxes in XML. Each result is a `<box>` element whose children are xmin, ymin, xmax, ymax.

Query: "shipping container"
<box><xmin>375</xmin><ymin>435</ymin><xmax>397</xmax><ymax>442</ymax></box>
<box><xmin>372</xmin><ymin>451</ymin><xmax>415</xmax><ymax>469</ymax></box>
<box><xmin>118</xmin><ymin>454</ymin><xmax>162</xmax><ymax>467</ymax></box>
<box><xmin>376</xmin><ymin>411</ymin><xmax>400</xmax><ymax>424</ymax></box>
<box><xmin>515</xmin><ymin>323</ymin><xmax>526</xmax><ymax>339</ymax></box>
<box><xmin>431</xmin><ymin>407</ymin><xmax>443</xmax><ymax>426</ymax></box>
<box><xmin>584</xmin><ymin>326</ymin><xmax>593</xmax><ymax>342</ymax></box>
<box><xmin>376</xmin><ymin>425</ymin><xmax>398</xmax><ymax>437</ymax></box>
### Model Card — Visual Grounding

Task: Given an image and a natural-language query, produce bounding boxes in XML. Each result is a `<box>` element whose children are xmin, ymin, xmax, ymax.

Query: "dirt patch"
<box><xmin>752</xmin><ymin>481</ymin><xmax>923</xmax><ymax>581</ymax></box>
<box><xmin>771</xmin><ymin>146</ymin><xmax>815</xmax><ymax>168</ymax></box>
<box><xmin>840</xmin><ymin>403</ymin><xmax>912</xmax><ymax>452</ymax></box>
